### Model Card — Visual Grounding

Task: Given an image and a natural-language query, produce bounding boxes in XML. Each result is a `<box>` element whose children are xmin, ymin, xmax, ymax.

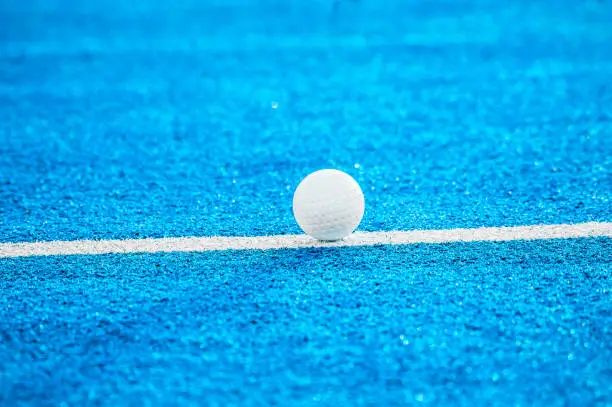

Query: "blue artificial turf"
<box><xmin>1</xmin><ymin>0</ymin><xmax>611</xmax><ymax>243</ymax></box>
<box><xmin>1</xmin><ymin>0</ymin><xmax>612</xmax><ymax>405</ymax></box>
<box><xmin>1</xmin><ymin>239</ymin><xmax>611</xmax><ymax>406</ymax></box>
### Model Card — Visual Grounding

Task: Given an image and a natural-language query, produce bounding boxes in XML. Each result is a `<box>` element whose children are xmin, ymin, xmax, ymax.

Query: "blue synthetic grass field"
<box><xmin>1</xmin><ymin>0</ymin><xmax>611</xmax><ymax>405</ymax></box>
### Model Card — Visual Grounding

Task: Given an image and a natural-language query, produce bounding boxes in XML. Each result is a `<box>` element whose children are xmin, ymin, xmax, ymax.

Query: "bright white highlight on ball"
<box><xmin>292</xmin><ymin>169</ymin><xmax>365</xmax><ymax>241</ymax></box>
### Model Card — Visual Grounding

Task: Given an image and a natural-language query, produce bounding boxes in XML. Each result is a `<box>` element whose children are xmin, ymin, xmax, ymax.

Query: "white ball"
<box><xmin>292</xmin><ymin>169</ymin><xmax>365</xmax><ymax>241</ymax></box>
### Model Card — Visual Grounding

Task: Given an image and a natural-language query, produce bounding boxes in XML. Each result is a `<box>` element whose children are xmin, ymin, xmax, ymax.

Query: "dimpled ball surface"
<box><xmin>292</xmin><ymin>169</ymin><xmax>365</xmax><ymax>241</ymax></box>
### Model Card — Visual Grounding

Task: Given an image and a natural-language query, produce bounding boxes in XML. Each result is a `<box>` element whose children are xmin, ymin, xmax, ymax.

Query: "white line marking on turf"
<box><xmin>0</xmin><ymin>222</ymin><xmax>610</xmax><ymax>259</ymax></box>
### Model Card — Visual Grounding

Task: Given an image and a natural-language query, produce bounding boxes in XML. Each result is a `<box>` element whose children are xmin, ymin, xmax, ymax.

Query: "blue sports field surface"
<box><xmin>1</xmin><ymin>0</ymin><xmax>611</xmax><ymax>405</ymax></box>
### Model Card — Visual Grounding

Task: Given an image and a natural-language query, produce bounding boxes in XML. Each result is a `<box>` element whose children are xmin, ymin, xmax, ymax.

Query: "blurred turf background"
<box><xmin>1</xmin><ymin>0</ymin><xmax>610</xmax><ymax>243</ymax></box>
<box><xmin>1</xmin><ymin>0</ymin><xmax>611</xmax><ymax>405</ymax></box>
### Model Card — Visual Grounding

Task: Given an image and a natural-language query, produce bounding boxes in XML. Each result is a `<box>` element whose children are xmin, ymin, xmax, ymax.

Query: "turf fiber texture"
<box><xmin>1</xmin><ymin>0</ymin><xmax>611</xmax><ymax>405</ymax></box>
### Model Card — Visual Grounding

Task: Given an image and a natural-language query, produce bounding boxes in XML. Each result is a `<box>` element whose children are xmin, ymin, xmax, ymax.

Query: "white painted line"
<box><xmin>0</xmin><ymin>222</ymin><xmax>611</xmax><ymax>259</ymax></box>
